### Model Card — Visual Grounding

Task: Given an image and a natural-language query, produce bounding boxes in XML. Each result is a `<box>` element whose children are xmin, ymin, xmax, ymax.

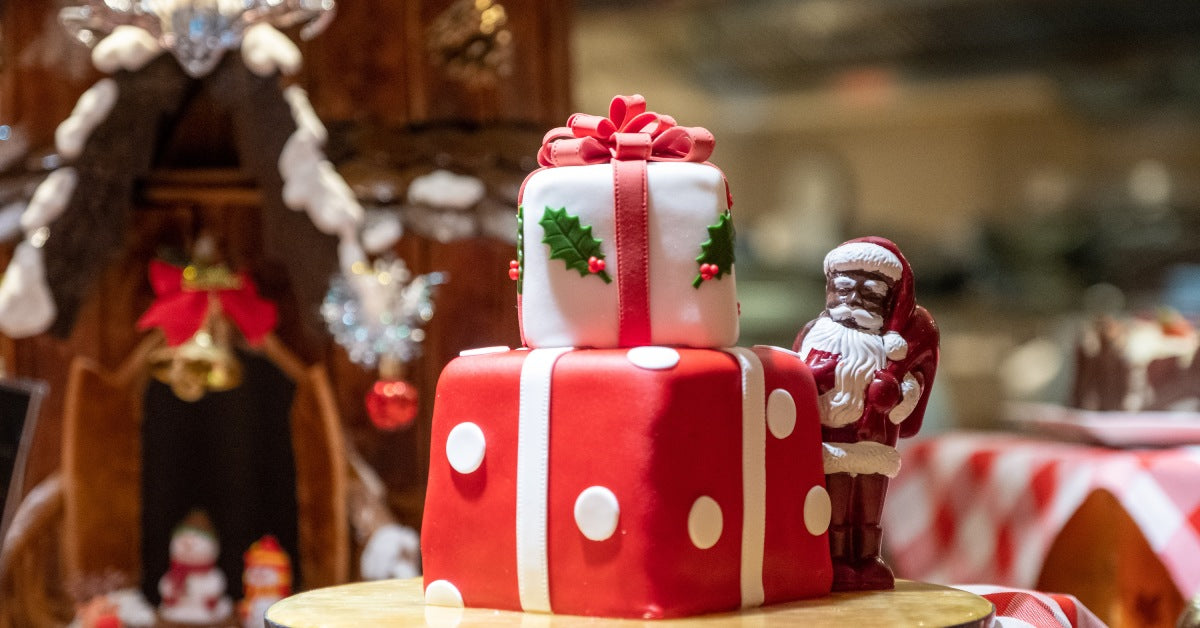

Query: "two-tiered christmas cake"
<box><xmin>420</xmin><ymin>95</ymin><xmax>834</xmax><ymax>618</ymax></box>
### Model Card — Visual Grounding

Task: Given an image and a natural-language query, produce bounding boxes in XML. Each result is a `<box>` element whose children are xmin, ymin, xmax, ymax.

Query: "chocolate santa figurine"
<box><xmin>794</xmin><ymin>237</ymin><xmax>939</xmax><ymax>591</ymax></box>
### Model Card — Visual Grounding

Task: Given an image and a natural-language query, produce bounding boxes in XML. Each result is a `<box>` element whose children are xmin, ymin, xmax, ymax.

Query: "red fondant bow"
<box><xmin>136</xmin><ymin>260</ymin><xmax>278</xmax><ymax>347</ymax></box>
<box><xmin>537</xmin><ymin>94</ymin><xmax>716</xmax><ymax>167</ymax></box>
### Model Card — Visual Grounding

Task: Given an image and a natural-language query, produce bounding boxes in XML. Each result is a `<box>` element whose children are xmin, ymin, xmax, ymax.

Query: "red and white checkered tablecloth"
<box><xmin>955</xmin><ymin>585</ymin><xmax>1106</xmax><ymax>628</ymax></box>
<box><xmin>883</xmin><ymin>432</ymin><xmax>1200</xmax><ymax>598</ymax></box>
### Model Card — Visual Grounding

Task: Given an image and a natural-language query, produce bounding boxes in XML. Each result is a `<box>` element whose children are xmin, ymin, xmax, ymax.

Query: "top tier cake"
<box><xmin>517</xmin><ymin>95</ymin><xmax>738</xmax><ymax>349</ymax></box>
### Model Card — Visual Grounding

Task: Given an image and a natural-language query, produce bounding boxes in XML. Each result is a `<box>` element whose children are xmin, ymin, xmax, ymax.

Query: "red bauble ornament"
<box><xmin>365</xmin><ymin>379</ymin><xmax>420</xmax><ymax>431</ymax></box>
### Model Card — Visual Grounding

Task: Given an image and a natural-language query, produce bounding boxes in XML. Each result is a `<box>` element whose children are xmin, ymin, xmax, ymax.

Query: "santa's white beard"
<box><xmin>799</xmin><ymin>315</ymin><xmax>887</xmax><ymax>427</ymax></box>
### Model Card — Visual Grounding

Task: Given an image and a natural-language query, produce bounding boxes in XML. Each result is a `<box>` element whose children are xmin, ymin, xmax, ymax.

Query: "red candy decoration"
<box><xmin>699</xmin><ymin>263</ymin><xmax>719</xmax><ymax>281</ymax></box>
<box><xmin>587</xmin><ymin>256</ymin><xmax>606</xmax><ymax>274</ymax></box>
<box><xmin>365</xmin><ymin>379</ymin><xmax>420</xmax><ymax>431</ymax></box>
<box><xmin>508</xmin><ymin>260</ymin><xmax>520</xmax><ymax>281</ymax></box>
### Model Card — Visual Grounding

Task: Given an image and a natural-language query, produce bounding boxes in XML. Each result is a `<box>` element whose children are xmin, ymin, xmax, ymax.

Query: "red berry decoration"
<box><xmin>508</xmin><ymin>268</ymin><xmax>520</xmax><ymax>281</ymax></box>
<box><xmin>587</xmin><ymin>256</ymin><xmax>606</xmax><ymax>274</ymax></box>
<box><xmin>509</xmin><ymin>260</ymin><xmax>520</xmax><ymax>269</ymax></box>
<box><xmin>365</xmin><ymin>379</ymin><xmax>420</xmax><ymax>431</ymax></box>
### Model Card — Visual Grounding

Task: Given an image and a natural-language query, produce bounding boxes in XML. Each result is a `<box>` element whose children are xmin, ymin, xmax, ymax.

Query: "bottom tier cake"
<box><xmin>420</xmin><ymin>345</ymin><xmax>833</xmax><ymax>619</ymax></box>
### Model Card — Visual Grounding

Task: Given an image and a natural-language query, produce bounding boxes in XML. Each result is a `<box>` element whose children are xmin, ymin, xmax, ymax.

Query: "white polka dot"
<box><xmin>687</xmin><ymin>496</ymin><xmax>723</xmax><ymax>549</ymax></box>
<box><xmin>446</xmin><ymin>422</ymin><xmax>485</xmax><ymax>474</ymax></box>
<box><xmin>766</xmin><ymin>388</ymin><xmax>796</xmax><ymax>439</ymax></box>
<box><xmin>625</xmin><ymin>346</ymin><xmax>681</xmax><ymax>370</ymax></box>
<box><xmin>458</xmin><ymin>345</ymin><xmax>510</xmax><ymax>357</ymax></box>
<box><xmin>573</xmin><ymin>486</ymin><xmax>620</xmax><ymax>541</ymax></box>
<box><xmin>424</xmin><ymin>579</ymin><xmax>464</xmax><ymax>607</ymax></box>
<box><xmin>804</xmin><ymin>485</ymin><xmax>831</xmax><ymax>536</ymax></box>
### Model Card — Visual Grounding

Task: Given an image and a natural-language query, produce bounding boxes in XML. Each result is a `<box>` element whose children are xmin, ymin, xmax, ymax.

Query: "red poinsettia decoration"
<box><xmin>136</xmin><ymin>260</ymin><xmax>278</xmax><ymax>346</ymax></box>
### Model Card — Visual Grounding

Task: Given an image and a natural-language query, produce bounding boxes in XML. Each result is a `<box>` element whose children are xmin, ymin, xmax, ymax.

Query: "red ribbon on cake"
<box><xmin>536</xmin><ymin>95</ymin><xmax>723</xmax><ymax>346</ymax></box>
<box><xmin>137</xmin><ymin>260</ymin><xmax>278</xmax><ymax>347</ymax></box>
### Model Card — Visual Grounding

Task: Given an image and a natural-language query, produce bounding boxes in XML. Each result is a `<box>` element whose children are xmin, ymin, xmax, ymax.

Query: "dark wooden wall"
<box><xmin>0</xmin><ymin>0</ymin><xmax>569</xmax><ymax>529</ymax></box>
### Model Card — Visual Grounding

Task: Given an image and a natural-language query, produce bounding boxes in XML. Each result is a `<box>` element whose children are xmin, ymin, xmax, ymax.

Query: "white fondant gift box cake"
<box><xmin>422</xmin><ymin>95</ymin><xmax>834</xmax><ymax>618</ymax></box>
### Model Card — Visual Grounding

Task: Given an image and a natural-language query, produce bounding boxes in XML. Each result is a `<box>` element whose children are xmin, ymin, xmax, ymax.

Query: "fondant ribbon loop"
<box><xmin>537</xmin><ymin>94</ymin><xmax>714</xmax><ymax>167</ymax></box>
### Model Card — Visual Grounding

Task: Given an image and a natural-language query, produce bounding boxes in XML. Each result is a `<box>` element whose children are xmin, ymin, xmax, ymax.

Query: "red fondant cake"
<box><xmin>422</xmin><ymin>346</ymin><xmax>832</xmax><ymax>618</ymax></box>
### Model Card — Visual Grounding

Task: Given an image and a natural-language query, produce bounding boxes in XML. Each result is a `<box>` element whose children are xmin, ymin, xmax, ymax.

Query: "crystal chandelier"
<box><xmin>59</xmin><ymin>0</ymin><xmax>337</xmax><ymax>77</ymax></box>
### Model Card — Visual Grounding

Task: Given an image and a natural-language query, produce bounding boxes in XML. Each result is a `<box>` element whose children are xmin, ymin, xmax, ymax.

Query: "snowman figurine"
<box><xmin>238</xmin><ymin>535</ymin><xmax>292</xmax><ymax>628</ymax></box>
<box><xmin>158</xmin><ymin>511</ymin><xmax>233</xmax><ymax>624</ymax></box>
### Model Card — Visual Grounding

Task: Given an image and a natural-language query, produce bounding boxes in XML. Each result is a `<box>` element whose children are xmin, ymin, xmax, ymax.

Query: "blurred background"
<box><xmin>574</xmin><ymin>0</ymin><xmax>1200</xmax><ymax>432</ymax></box>
<box><xmin>2</xmin><ymin>0</ymin><xmax>1200</xmax><ymax>625</ymax></box>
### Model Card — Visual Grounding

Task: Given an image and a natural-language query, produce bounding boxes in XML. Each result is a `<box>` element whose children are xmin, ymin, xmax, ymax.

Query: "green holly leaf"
<box><xmin>539</xmin><ymin>206</ymin><xmax>613</xmax><ymax>284</ymax></box>
<box><xmin>516</xmin><ymin>204</ymin><xmax>524</xmax><ymax>294</ymax></box>
<box><xmin>693</xmin><ymin>210</ymin><xmax>735</xmax><ymax>288</ymax></box>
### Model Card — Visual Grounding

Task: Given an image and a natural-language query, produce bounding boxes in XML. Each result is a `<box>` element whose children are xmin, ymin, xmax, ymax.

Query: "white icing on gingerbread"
<box><xmin>22</xmin><ymin>168</ymin><xmax>78</xmax><ymax>233</ymax></box>
<box><xmin>91</xmin><ymin>25</ymin><xmax>162</xmax><ymax>74</ymax></box>
<box><xmin>0</xmin><ymin>242</ymin><xmax>56</xmax><ymax>338</ymax></box>
<box><xmin>56</xmin><ymin>80</ymin><xmax>118</xmax><ymax>160</ymax></box>
<box><xmin>241</xmin><ymin>23</ymin><xmax>302</xmax><ymax>77</ymax></box>
<box><xmin>408</xmin><ymin>170</ymin><xmax>487</xmax><ymax>210</ymax></box>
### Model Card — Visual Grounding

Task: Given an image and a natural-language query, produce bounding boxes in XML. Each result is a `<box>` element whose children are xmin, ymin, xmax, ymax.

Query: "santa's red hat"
<box><xmin>824</xmin><ymin>236</ymin><xmax>915</xmax><ymax>359</ymax></box>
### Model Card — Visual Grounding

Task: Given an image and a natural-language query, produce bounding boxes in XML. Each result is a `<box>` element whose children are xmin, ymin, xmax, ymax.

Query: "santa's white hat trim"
<box><xmin>822</xmin><ymin>441</ymin><xmax>901</xmax><ymax>478</ymax></box>
<box><xmin>824</xmin><ymin>241</ymin><xmax>903</xmax><ymax>281</ymax></box>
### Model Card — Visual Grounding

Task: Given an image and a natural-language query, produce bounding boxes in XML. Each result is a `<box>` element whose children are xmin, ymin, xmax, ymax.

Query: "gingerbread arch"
<box><xmin>0</xmin><ymin>1</ymin><xmax>373</xmax><ymax>340</ymax></box>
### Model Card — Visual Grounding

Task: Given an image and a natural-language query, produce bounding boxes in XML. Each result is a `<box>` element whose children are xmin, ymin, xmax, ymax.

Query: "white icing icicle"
<box><xmin>408</xmin><ymin>170</ymin><xmax>486</xmax><ymax>210</ymax></box>
<box><xmin>361</xmin><ymin>210</ymin><xmax>403</xmax><ymax>254</ymax></box>
<box><xmin>91</xmin><ymin>25</ymin><xmax>162</xmax><ymax>74</ymax></box>
<box><xmin>278</xmin><ymin>98</ymin><xmax>363</xmax><ymax>240</ymax></box>
<box><xmin>22</xmin><ymin>168</ymin><xmax>78</xmax><ymax>233</ymax></box>
<box><xmin>282</xmin><ymin>86</ymin><xmax>327</xmax><ymax>144</ymax></box>
<box><xmin>241</xmin><ymin>23</ymin><xmax>302</xmax><ymax>77</ymax></box>
<box><xmin>0</xmin><ymin>242</ymin><xmax>57</xmax><ymax>338</ymax></box>
<box><xmin>56</xmin><ymin>80</ymin><xmax>119</xmax><ymax>160</ymax></box>
<box><xmin>282</xmin><ymin>160</ymin><xmax>362</xmax><ymax>235</ymax></box>
<box><xmin>360</xmin><ymin>524</ymin><xmax>421</xmax><ymax>581</ymax></box>
<box><xmin>0</xmin><ymin>203</ymin><xmax>25</xmax><ymax>243</ymax></box>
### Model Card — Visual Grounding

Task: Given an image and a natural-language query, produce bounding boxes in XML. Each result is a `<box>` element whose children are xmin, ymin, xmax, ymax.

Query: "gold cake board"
<box><xmin>266</xmin><ymin>578</ymin><xmax>995</xmax><ymax>627</ymax></box>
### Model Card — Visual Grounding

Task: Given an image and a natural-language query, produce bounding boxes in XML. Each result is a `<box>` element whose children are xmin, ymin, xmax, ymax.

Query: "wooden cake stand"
<box><xmin>266</xmin><ymin>578</ymin><xmax>995</xmax><ymax>627</ymax></box>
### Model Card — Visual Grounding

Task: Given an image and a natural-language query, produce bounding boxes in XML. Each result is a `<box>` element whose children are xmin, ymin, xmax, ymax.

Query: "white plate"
<box><xmin>1004</xmin><ymin>401</ymin><xmax>1200</xmax><ymax>448</ymax></box>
